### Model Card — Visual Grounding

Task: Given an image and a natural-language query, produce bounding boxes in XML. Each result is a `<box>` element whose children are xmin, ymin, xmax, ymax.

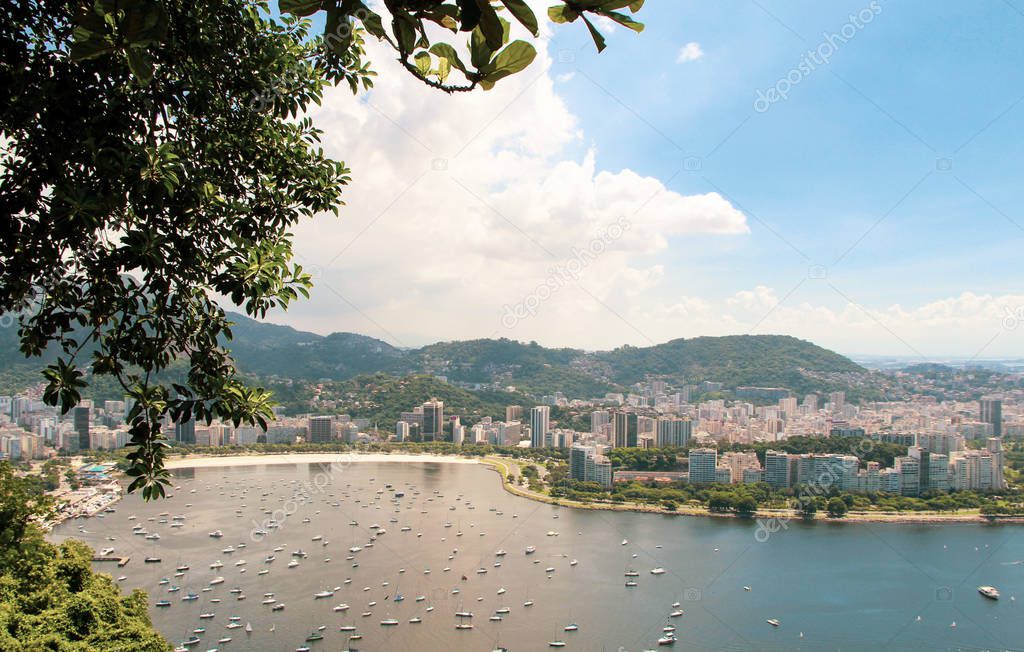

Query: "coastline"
<box><xmin>478</xmin><ymin>458</ymin><xmax>1024</xmax><ymax>526</ymax></box>
<box><xmin>163</xmin><ymin>451</ymin><xmax>480</xmax><ymax>470</ymax></box>
<box><xmin>154</xmin><ymin>452</ymin><xmax>1023</xmax><ymax>526</ymax></box>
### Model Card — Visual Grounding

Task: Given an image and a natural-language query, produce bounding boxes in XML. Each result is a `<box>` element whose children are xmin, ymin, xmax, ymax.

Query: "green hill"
<box><xmin>0</xmin><ymin>310</ymin><xmax>877</xmax><ymax>401</ymax></box>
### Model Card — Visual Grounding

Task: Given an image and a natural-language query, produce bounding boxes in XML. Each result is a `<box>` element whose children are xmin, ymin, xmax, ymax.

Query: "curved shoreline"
<box><xmin>159</xmin><ymin>452</ymin><xmax>1023</xmax><ymax>525</ymax></box>
<box><xmin>163</xmin><ymin>451</ymin><xmax>479</xmax><ymax>470</ymax></box>
<box><xmin>478</xmin><ymin>458</ymin><xmax>1024</xmax><ymax>526</ymax></box>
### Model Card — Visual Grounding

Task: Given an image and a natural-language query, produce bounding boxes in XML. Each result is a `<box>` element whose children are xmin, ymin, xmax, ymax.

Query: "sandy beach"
<box><xmin>164</xmin><ymin>452</ymin><xmax>481</xmax><ymax>470</ymax></box>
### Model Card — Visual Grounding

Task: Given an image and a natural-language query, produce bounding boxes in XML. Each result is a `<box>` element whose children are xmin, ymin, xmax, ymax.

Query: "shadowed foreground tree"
<box><xmin>0</xmin><ymin>1</ymin><xmax>644</xmax><ymax>498</ymax></box>
<box><xmin>0</xmin><ymin>463</ymin><xmax>169</xmax><ymax>650</ymax></box>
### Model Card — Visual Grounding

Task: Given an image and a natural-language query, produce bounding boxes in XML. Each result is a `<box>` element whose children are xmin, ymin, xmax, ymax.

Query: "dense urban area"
<box><xmin>6</xmin><ymin>360</ymin><xmax>1024</xmax><ymax>521</ymax></box>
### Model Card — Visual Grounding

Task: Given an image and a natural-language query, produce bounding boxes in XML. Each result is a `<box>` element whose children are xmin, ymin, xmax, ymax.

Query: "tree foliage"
<box><xmin>0</xmin><ymin>463</ymin><xmax>169</xmax><ymax>650</ymax></box>
<box><xmin>1</xmin><ymin>1</ymin><xmax>644</xmax><ymax>498</ymax></box>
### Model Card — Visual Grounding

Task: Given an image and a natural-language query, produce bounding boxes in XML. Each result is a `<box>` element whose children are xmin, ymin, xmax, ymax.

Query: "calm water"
<box><xmin>51</xmin><ymin>461</ymin><xmax>1024</xmax><ymax>651</ymax></box>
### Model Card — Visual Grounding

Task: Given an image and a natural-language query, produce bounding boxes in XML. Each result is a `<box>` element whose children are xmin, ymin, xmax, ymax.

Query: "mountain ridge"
<box><xmin>223</xmin><ymin>312</ymin><xmax>875</xmax><ymax>399</ymax></box>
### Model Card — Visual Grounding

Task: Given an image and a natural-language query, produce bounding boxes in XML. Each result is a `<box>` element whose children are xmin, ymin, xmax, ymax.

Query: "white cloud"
<box><xmin>677</xmin><ymin>41</ymin><xmax>705</xmax><ymax>63</ymax></box>
<box><xmin>279</xmin><ymin>26</ymin><xmax>748</xmax><ymax>347</ymax></box>
<box><xmin>643</xmin><ymin>290</ymin><xmax>1024</xmax><ymax>358</ymax></box>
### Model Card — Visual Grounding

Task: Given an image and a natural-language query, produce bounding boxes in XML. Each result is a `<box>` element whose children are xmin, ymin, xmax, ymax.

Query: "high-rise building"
<box><xmin>174</xmin><ymin>417</ymin><xmax>196</xmax><ymax>445</ymax></box>
<box><xmin>688</xmin><ymin>448</ymin><xmax>718</xmax><ymax>484</ymax></box>
<box><xmin>895</xmin><ymin>456</ymin><xmax>920</xmax><ymax>496</ymax></box>
<box><xmin>764</xmin><ymin>450</ymin><xmax>793</xmax><ymax>489</ymax></box>
<box><xmin>73</xmin><ymin>404</ymin><xmax>91</xmax><ymax>451</ymax></box>
<box><xmin>308</xmin><ymin>415</ymin><xmax>334</xmax><ymax>443</ymax></box>
<box><xmin>570</xmin><ymin>444</ymin><xmax>612</xmax><ymax>488</ymax></box>
<box><xmin>590</xmin><ymin>410</ymin><xmax>611</xmax><ymax>435</ymax></box>
<box><xmin>422</xmin><ymin>399</ymin><xmax>444</xmax><ymax>442</ymax></box>
<box><xmin>655</xmin><ymin>417</ymin><xmax>692</xmax><ymax>448</ymax></box>
<box><xmin>828</xmin><ymin>391</ymin><xmax>845</xmax><ymax>412</ymax></box>
<box><xmin>980</xmin><ymin>398</ymin><xmax>1002</xmax><ymax>437</ymax></box>
<box><xmin>506</xmin><ymin>405</ymin><xmax>523</xmax><ymax>422</ymax></box>
<box><xmin>613</xmin><ymin>412</ymin><xmax>638</xmax><ymax>448</ymax></box>
<box><xmin>529</xmin><ymin>406</ymin><xmax>550</xmax><ymax>448</ymax></box>
<box><xmin>395</xmin><ymin>421</ymin><xmax>410</xmax><ymax>442</ymax></box>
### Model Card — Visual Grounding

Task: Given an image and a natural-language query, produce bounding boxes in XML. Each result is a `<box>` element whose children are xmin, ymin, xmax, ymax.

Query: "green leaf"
<box><xmin>501</xmin><ymin>0</ymin><xmax>539</xmax><ymax>36</ymax></box>
<box><xmin>429</xmin><ymin>43</ymin><xmax>468</xmax><ymax>73</ymax></box>
<box><xmin>547</xmin><ymin>5</ymin><xmax>579</xmax><ymax>24</ymax></box>
<box><xmin>581</xmin><ymin>15</ymin><xmax>606</xmax><ymax>52</ymax></box>
<box><xmin>279</xmin><ymin>0</ymin><xmax>322</xmax><ymax>16</ymax></box>
<box><xmin>476</xmin><ymin>0</ymin><xmax>505</xmax><ymax>50</ymax></box>
<box><xmin>601</xmin><ymin>10</ymin><xmax>644</xmax><ymax>33</ymax></box>
<box><xmin>393</xmin><ymin>15</ymin><xmax>417</xmax><ymax>53</ymax></box>
<box><xmin>436</xmin><ymin>56</ymin><xmax>451</xmax><ymax>82</ymax></box>
<box><xmin>469</xmin><ymin>26</ymin><xmax>493</xmax><ymax>69</ymax></box>
<box><xmin>354</xmin><ymin>3</ymin><xmax>387</xmax><ymax>39</ymax></box>
<box><xmin>126</xmin><ymin>48</ymin><xmax>154</xmax><ymax>84</ymax></box>
<box><xmin>482</xmin><ymin>40</ymin><xmax>537</xmax><ymax>85</ymax></box>
<box><xmin>414</xmin><ymin>52</ymin><xmax>432</xmax><ymax>75</ymax></box>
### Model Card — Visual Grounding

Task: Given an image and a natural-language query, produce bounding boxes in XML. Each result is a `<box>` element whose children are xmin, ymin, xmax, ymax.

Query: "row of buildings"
<box><xmin>683</xmin><ymin>437</ymin><xmax>1006</xmax><ymax>495</ymax></box>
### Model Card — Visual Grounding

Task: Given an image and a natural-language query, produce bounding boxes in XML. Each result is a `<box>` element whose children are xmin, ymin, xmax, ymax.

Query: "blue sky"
<box><xmin>551</xmin><ymin>0</ymin><xmax>1024</xmax><ymax>307</ymax></box>
<box><xmin>281</xmin><ymin>1</ymin><xmax>1024</xmax><ymax>357</ymax></box>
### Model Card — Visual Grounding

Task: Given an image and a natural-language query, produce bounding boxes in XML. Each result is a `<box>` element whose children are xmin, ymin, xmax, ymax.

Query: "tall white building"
<box><xmin>688</xmin><ymin>448</ymin><xmax>718</xmax><ymax>484</ymax></box>
<box><xmin>530</xmin><ymin>406</ymin><xmax>550</xmax><ymax>448</ymax></box>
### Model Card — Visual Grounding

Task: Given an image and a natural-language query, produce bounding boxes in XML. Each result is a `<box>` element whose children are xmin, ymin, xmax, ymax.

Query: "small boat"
<box><xmin>670</xmin><ymin>610</ymin><xmax>683</xmax><ymax>617</ymax></box>
<box><xmin>218</xmin><ymin>637</ymin><xmax>232</xmax><ymax>644</ymax></box>
<box><xmin>314</xmin><ymin>590</ymin><xmax>334</xmax><ymax>599</ymax></box>
<box><xmin>524</xmin><ymin>600</ymin><xmax>535</xmax><ymax>607</ymax></box>
<box><xmin>564</xmin><ymin>623</ymin><xmax>579</xmax><ymax>631</ymax></box>
<box><xmin>650</xmin><ymin>568</ymin><xmax>666</xmax><ymax>575</ymax></box>
<box><xmin>625</xmin><ymin>581</ymin><xmax>638</xmax><ymax>587</ymax></box>
<box><xmin>455</xmin><ymin>624</ymin><xmax>474</xmax><ymax>630</ymax></box>
<box><xmin>144</xmin><ymin>557</ymin><xmax>161</xmax><ymax>563</ymax></box>
<box><xmin>210</xmin><ymin>577</ymin><xmax>225</xmax><ymax>585</ymax></box>
<box><xmin>176</xmin><ymin>564</ymin><xmax>189</xmax><ymax>571</ymax></box>
<box><xmin>525</xmin><ymin>546</ymin><xmax>536</xmax><ymax>554</ymax></box>
<box><xmin>199</xmin><ymin>613</ymin><xmax>216</xmax><ymax>619</ymax></box>
<box><xmin>334</xmin><ymin>604</ymin><xmax>350</xmax><ymax>612</ymax></box>
<box><xmin>658</xmin><ymin>634</ymin><xmax>677</xmax><ymax>646</ymax></box>
<box><xmin>766</xmin><ymin>618</ymin><xmax>780</xmax><ymax>627</ymax></box>
<box><xmin>624</xmin><ymin>570</ymin><xmax>639</xmax><ymax>577</ymax></box>
<box><xmin>339</xmin><ymin>625</ymin><xmax>357</xmax><ymax>632</ymax></box>
<box><xmin>272</xmin><ymin>603</ymin><xmax>285</xmax><ymax>611</ymax></box>
<box><xmin>409</xmin><ymin>616</ymin><xmax>422</xmax><ymax>623</ymax></box>
<box><xmin>155</xmin><ymin>600</ymin><xmax>171</xmax><ymax>607</ymax></box>
<box><xmin>380</xmin><ymin>619</ymin><xmax>399</xmax><ymax>626</ymax></box>
<box><xmin>621</xmin><ymin>539</ymin><xmax>628</xmax><ymax>546</ymax></box>
<box><xmin>978</xmin><ymin>585</ymin><xmax>1000</xmax><ymax>600</ymax></box>
<box><xmin>181</xmin><ymin>636</ymin><xmax>201</xmax><ymax>646</ymax></box>
<box><xmin>245</xmin><ymin>622</ymin><xmax>252</xmax><ymax>633</ymax></box>
<box><xmin>305</xmin><ymin>631</ymin><xmax>324</xmax><ymax>641</ymax></box>
<box><xmin>548</xmin><ymin>642</ymin><xmax>566</xmax><ymax>647</ymax></box>
<box><xmin>209</xmin><ymin>531</ymin><xmax>224</xmax><ymax>538</ymax></box>
<box><xmin>287</xmin><ymin>560</ymin><xmax>299</xmax><ymax>568</ymax></box>
<box><xmin>210</xmin><ymin>561</ymin><xmax>224</xmax><ymax>569</ymax></box>
<box><xmin>182</xmin><ymin>593</ymin><xmax>199</xmax><ymax>601</ymax></box>
<box><xmin>193</xmin><ymin>628</ymin><xmax>206</xmax><ymax>634</ymax></box>
<box><xmin>570</xmin><ymin>559</ymin><xmax>578</xmax><ymax>566</ymax></box>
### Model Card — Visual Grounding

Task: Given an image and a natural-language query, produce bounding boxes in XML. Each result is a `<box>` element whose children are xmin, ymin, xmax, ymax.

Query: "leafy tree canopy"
<box><xmin>1</xmin><ymin>1</ymin><xmax>644</xmax><ymax>498</ymax></box>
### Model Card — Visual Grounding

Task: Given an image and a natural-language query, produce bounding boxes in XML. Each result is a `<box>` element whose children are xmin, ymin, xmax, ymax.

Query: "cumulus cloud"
<box><xmin>280</xmin><ymin>21</ymin><xmax>748</xmax><ymax>346</ymax></box>
<box><xmin>677</xmin><ymin>41</ymin><xmax>705</xmax><ymax>63</ymax></box>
